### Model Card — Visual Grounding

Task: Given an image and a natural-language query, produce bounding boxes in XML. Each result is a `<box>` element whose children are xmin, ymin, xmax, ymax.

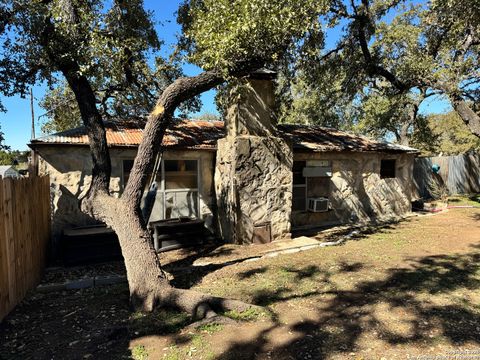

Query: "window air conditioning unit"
<box><xmin>308</xmin><ymin>197</ymin><xmax>330</xmax><ymax>212</ymax></box>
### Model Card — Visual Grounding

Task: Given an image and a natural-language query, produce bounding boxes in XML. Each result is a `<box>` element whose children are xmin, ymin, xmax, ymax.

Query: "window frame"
<box><xmin>122</xmin><ymin>157</ymin><xmax>201</xmax><ymax>220</ymax></box>
<box><xmin>160</xmin><ymin>158</ymin><xmax>201</xmax><ymax>220</ymax></box>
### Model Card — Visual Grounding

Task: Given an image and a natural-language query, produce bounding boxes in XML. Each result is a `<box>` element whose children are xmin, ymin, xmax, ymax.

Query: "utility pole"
<box><xmin>30</xmin><ymin>87</ymin><xmax>35</xmax><ymax>140</ymax></box>
<box><xmin>29</xmin><ymin>88</ymin><xmax>37</xmax><ymax>177</ymax></box>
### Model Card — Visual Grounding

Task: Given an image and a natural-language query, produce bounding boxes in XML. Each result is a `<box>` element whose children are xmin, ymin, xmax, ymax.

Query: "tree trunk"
<box><xmin>63</xmin><ymin>72</ymin><xmax>112</xmax><ymax>196</ymax></box>
<box><xmin>450</xmin><ymin>96</ymin><xmax>480</xmax><ymax>138</ymax></box>
<box><xmin>64</xmin><ymin>66</ymin><xmax>258</xmax><ymax>316</ymax></box>
<box><xmin>41</xmin><ymin>2</ymin><xmax>261</xmax><ymax>319</ymax></box>
<box><xmin>93</xmin><ymin>193</ymin><xmax>259</xmax><ymax>317</ymax></box>
<box><xmin>398</xmin><ymin>122</ymin><xmax>410</xmax><ymax>146</ymax></box>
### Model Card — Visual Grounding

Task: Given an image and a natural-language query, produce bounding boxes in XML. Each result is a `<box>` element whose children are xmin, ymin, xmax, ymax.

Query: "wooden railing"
<box><xmin>0</xmin><ymin>176</ymin><xmax>51</xmax><ymax>321</ymax></box>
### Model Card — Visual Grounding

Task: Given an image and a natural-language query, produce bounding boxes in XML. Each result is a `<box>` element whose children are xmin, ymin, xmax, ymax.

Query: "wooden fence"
<box><xmin>0</xmin><ymin>176</ymin><xmax>51</xmax><ymax>322</ymax></box>
<box><xmin>413</xmin><ymin>152</ymin><xmax>480</xmax><ymax>198</ymax></box>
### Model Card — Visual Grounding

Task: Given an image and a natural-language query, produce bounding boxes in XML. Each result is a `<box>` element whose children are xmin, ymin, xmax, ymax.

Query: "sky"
<box><xmin>0</xmin><ymin>0</ymin><xmax>452</xmax><ymax>151</ymax></box>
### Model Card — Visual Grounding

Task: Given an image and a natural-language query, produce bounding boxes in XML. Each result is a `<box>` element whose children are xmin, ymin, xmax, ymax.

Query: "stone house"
<box><xmin>29</xmin><ymin>73</ymin><xmax>418</xmax><ymax>248</ymax></box>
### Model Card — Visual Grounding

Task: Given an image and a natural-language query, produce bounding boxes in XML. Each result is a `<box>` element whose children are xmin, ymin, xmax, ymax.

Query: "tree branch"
<box><xmin>450</xmin><ymin>94</ymin><xmax>480</xmax><ymax>138</ymax></box>
<box><xmin>352</xmin><ymin>1</ymin><xmax>410</xmax><ymax>93</ymax></box>
<box><xmin>39</xmin><ymin>6</ymin><xmax>111</xmax><ymax>195</ymax></box>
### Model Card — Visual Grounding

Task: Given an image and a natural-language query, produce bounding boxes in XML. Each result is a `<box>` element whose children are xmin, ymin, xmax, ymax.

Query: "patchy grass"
<box><xmin>163</xmin><ymin>334</ymin><xmax>215</xmax><ymax>360</ymax></box>
<box><xmin>223</xmin><ymin>308</ymin><xmax>264</xmax><ymax>321</ymax></box>
<box><xmin>196</xmin><ymin>322</ymin><xmax>223</xmax><ymax>334</ymax></box>
<box><xmin>1</xmin><ymin>207</ymin><xmax>480</xmax><ymax>360</ymax></box>
<box><xmin>448</xmin><ymin>194</ymin><xmax>480</xmax><ymax>207</ymax></box>
<box><xmin>131</xmin><ymin>344</ymin><xmax>148</xmax><ymax>360</ymax></box>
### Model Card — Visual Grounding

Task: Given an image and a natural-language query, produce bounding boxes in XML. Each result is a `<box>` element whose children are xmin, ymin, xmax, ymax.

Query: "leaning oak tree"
<box><xmin>0</xmin><ymin>0</ymin><xmax>329</xmax><ymax>317</ymax></box>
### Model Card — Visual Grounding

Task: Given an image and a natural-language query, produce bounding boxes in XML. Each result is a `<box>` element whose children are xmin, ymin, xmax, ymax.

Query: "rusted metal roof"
<box><xmin>30</xmin><ymin>120</ymin><xmax>417</xmax><ymax>153</ymax></box>
<box><xmin>277</xmin><ymin>124</ymin><xmax>418</xmax><ymax>153</ymax></box>
<box><xmin>30</xmin><ymin>120</ymin><xmax>225</xmax><ymax>150</ymax></box>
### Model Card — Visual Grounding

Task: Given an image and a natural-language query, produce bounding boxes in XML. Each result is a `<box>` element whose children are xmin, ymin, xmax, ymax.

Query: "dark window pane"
<box><xmin>292</xmin><ymin>161</ymin><xmax>306</xmax><ymax>172</ymax></box>
<box><xmin>293</xmin><ymin>161</ymin><xmax>306</xmax><ymax>185</ymax></box>
<box><xmin>380</xmin><ymin>159</ymin><xmax>396</xmax><ymax>178</ymax></box>
<box><xmin>292</xmin><ymin>186</ymin><xmax>306</xmax><ymax>211</ymax></box>
<box><xmin>164</xmin><ymin>160</ymin><xmax>179</xmax><ymax>172</ymax></box>
<box><xmin>184</xmin><ymin>160</ymin><xmax>198</xmax><ymax>171</ymax></box>
<box><xmin>165</xmin><ymin>160</ymin><xmax>198</xmax><ymax>190</ymax></box>
<box><xmin>293</xmin><ymin>172</ymin><xmax>306</xmax><ymax>185</ymax></box>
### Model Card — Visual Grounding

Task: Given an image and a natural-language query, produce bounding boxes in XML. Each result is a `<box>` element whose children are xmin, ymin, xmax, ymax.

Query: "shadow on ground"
<box><xmin>2</xmin><ymin>232</ymin><xmax>480</xmax><ymax>359</ymax></box>
<box><xmin>213</xmin><ymin>246</ymin><xmax>480</xmax><ymax>359</ymax></box>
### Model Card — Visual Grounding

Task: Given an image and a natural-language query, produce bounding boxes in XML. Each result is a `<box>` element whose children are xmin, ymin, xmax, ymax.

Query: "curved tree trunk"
<box><xmin>40</xmin><ymin>1</ymin><xmax>261</xmax><ymax>319</ymax></box>
<box><xmin>93</xmin><ymin>193</ymin><xmax>259</xmax><ymax>317</ymax></box>
<box><xmin>63</xmin><ymin>64</ymin><xmax>259</xmax><ymax>316</ymax></box>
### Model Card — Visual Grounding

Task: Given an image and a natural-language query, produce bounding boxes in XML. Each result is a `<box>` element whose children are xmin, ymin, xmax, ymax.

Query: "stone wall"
<box><xmin>292</xmin><ymin>151</ymin><xmax>415</xmax><ymax>228</ymax></box>
<box><xmin>215</xmin><ymin>136</ymin><xmax>293</xmax><ymax>244</ymax></box>
<box><xmin>36</xmin><ymin>146</ymin><xmax>216</xmax><ymax>240</ymax></box>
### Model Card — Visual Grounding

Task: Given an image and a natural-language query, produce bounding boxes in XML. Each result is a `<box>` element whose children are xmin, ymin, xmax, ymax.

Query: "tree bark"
<box><xmin>63</xmin><ymin>71</ymin><xmax>112</xmax><ymax>196</ymax></box>
<box><xmin>122</xmin><ymin>71</ymin><xmax>225</xmax><ymax>213</ymax></box>
<box><xmin>397</xmin><ymin>122</ymin><xmax>410</xmax><ymax>146</ymax></box>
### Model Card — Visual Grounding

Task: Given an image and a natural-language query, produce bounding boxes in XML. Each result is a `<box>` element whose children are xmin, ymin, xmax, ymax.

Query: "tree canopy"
<box><xmin>412</xmin><ymin>111</ymin><xmax>480</xmax><ymax>156</ymax></box>
<box><xmin>274</xmin><ymin>0</ymin><xmax>480</xmax><ymax>144</ymax></box>
<box><xmin>1</xmin><ymin>0</ymin><xmax>200</xmax><ymax>134</ymax></box>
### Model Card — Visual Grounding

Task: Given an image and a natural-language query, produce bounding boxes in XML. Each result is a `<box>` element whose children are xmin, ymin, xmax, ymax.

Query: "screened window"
<box><xmin>380</xmin><ymin>159</ymin><xmax>396</xmax><ymax>179</ymax></box>
<box><xmin>163</xmin><ymin>159</ymin><xmax>199</xmax><ymax>220</ymax></box>
<box><xmin>292</xmin><ymin>161</ymin><xmax>307</xmax><ymax>211</ymax></box>
<box><xmin>164</xmin><ymin>160</ymin><xmax>198</xmax><ymax>190</ymax></box>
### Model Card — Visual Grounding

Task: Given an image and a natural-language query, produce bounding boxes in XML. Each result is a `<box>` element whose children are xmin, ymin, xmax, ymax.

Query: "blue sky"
<box><xmin>0</xmin><ymin>0</ymin><xmax>451</xmax><ymax>151</ymax></box>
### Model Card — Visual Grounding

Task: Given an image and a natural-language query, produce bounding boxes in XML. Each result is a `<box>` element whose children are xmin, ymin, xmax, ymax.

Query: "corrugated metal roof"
<box><xmin>30</xmin><ymin>119</ymin><xmax>418</xmax><ymax>153</ymax></box>
<box><xmin>31</xmin><ymin>120</ymin><xmax>224</xmax><ymax>149</ymax></box>
<box><xmin>277</xmin><ymin>124</ymin><xmax>418</xmax><ymax>153</ymax></box>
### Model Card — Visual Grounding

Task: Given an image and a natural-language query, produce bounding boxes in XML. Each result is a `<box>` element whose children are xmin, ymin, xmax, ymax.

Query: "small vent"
<box><xmin>253</xmin><ymin>222</ymin><xmax>272</xmax><ymax>244</ymax></box>
<box><xmin>307</xmin><ymin>197</ymin><xmax>329</xmax><ymax>212</ymax></box>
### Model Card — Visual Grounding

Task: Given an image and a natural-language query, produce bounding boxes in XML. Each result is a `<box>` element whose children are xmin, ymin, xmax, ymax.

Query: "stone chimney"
<box><xmin>215</xmin><ymin>70</ymin><xmax>293</xmax><ymax>244</ymax></box>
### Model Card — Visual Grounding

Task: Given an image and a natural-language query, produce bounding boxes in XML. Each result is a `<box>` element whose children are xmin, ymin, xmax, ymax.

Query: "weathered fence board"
<box><xmin>0</xmin><ymin>176</ymin><xmax>51</xmax><ymax>322</ymax></box>
<box><xmin>413</xmin><ymin>153</ymin><xmax>480</xmax><ymax>198</ymax></box>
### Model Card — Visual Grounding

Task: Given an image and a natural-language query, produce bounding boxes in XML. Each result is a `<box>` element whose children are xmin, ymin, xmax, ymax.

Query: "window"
<box><xmin>380</xmin><ymin>159</ymin><xmax>396</xmax><ymax>179</ymax></box>
<box><xmin>127</xmin><ymin>158</ymin><xmax>201</xmax><ymax>222</ymax></box>
<box><xmin>164</xmin><ymin>160</ymin><xmax>198</xmax><ymax>190</ymax></box>
<box><xmin>122</xmin><ymin>160</ymin><xmax>135</xmax><ymax>187</ymax></box>
<box><xmin>163</xmin><ymin>159</ymin><xmax>200</xmax><ymax>220</ymax></box>
<box><xmin>292</xmin><ymin>161</ymin><xmax>307</xmax><ymax>211</ymax></box>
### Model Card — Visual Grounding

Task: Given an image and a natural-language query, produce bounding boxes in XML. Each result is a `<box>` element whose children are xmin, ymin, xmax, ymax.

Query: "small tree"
<box><xmin>0</xmin><ymin>126</ymin><xmax>9</xmax><ymax>151</ymax></box>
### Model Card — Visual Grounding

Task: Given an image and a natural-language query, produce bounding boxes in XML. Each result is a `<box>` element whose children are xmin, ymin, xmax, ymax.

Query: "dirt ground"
<box><xmin>1</xmin><ymin>206</ymin><xmax>480</xmax><ymax>360</ymax></box>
